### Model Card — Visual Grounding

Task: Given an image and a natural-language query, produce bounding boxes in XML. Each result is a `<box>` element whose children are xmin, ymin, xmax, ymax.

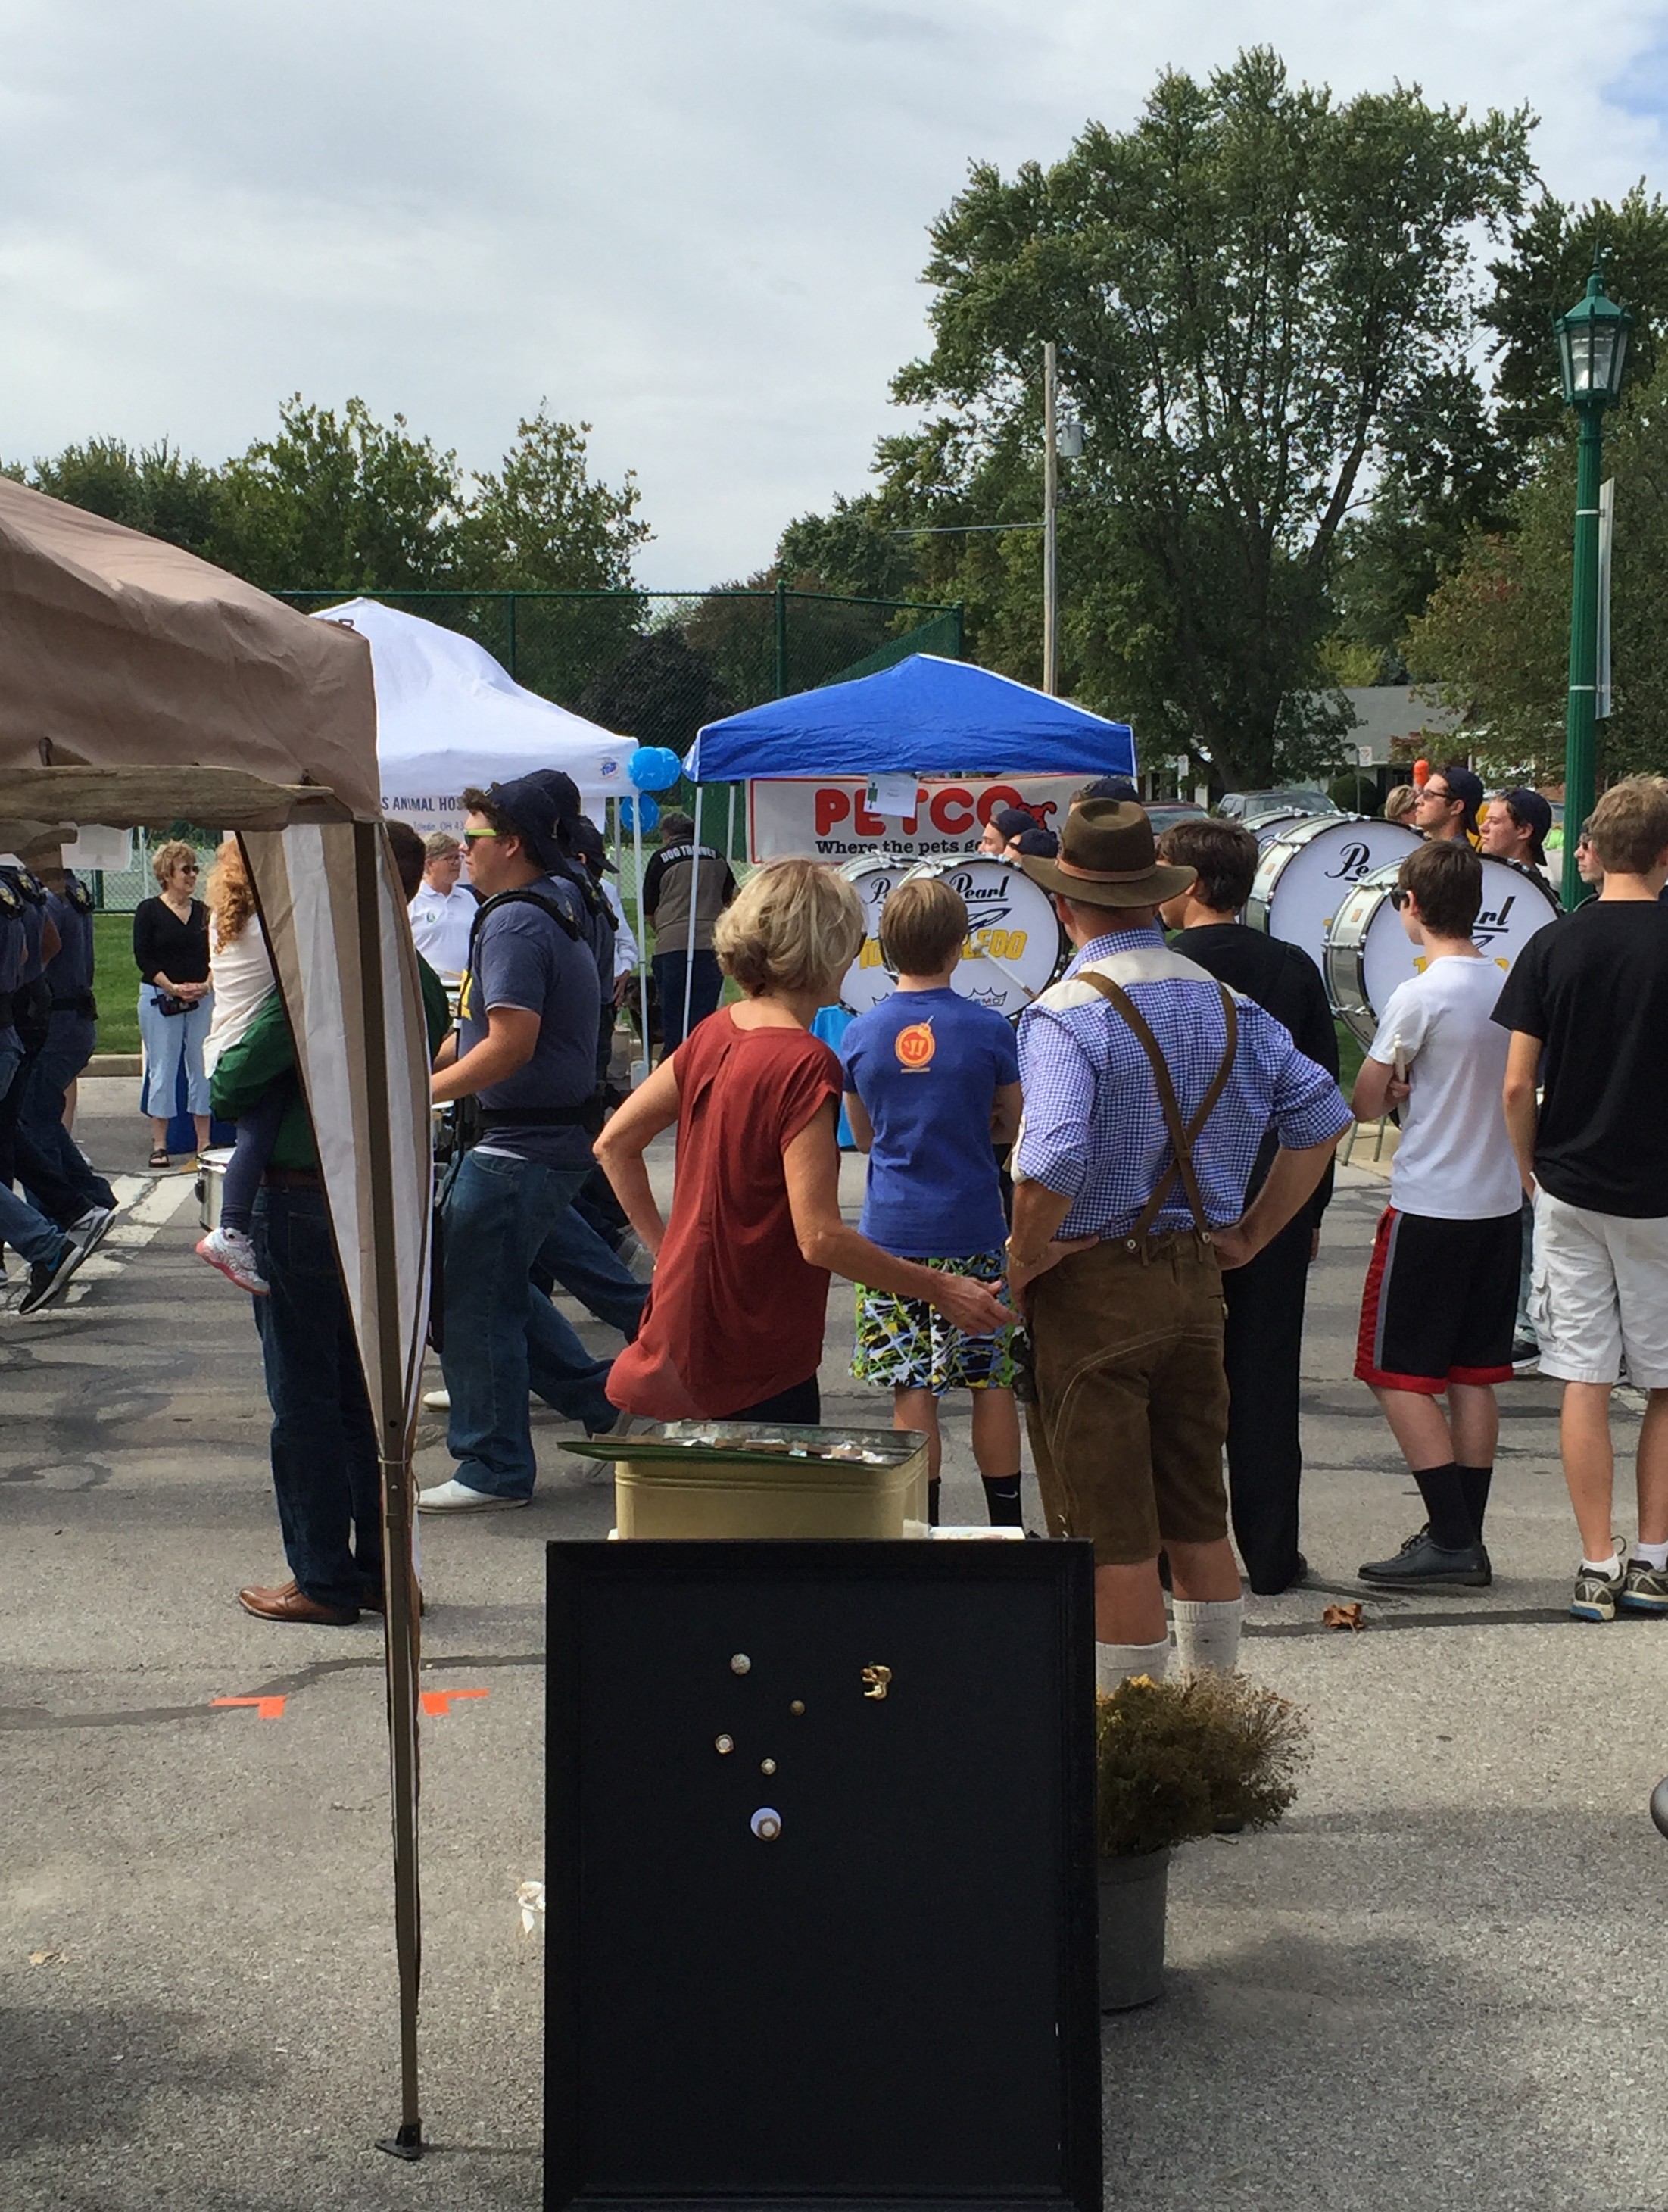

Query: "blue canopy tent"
<box><xmin>663</xmin><ymin>654</ymin><xmax>1135</xmax><ymax>1045</ymax></box>
<box><xmin>683</xmin><ymin>653</ymin><xmax>1135</xmax><ymax>782</ymax></box>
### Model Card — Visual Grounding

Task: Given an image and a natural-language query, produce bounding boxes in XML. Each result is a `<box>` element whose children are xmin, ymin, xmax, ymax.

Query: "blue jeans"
<box><xmin>532</xmin><ymin>1205</ymin><xmax>647</xmax><ymax>1339</ymax></box>
<box><xmin>439</xmin><ymin>1149</ymin><xmax>616</xmax><ymax>1500</ymax></box>
<box><xmin>139</xmin><ymin>987</ymin><xmax>213</xmax><ymax>1117</ymax></box>
<box><xmin>653</xmin><ymin>949</ymin><xmax>722</xmax><ymax>1055</ymax></box>
<box><xmin>0</xmin><ymin>1044</ymin><xmax>69</xmax><ymax>1267</ymax></box>
<box><xmin>220</xmin><ymin>1082</ymin><xmax>292</xmax><ymax>1235</ymax></box>
<box><xmin>251</xmin><ymin>1184</ymin><xmax>383</xmax><ymax>1611</ymax></box>
<box><xmin>19</xmin><ymin>1013</ymin><xmax>114</xmax><ymax>1217</ymax></box>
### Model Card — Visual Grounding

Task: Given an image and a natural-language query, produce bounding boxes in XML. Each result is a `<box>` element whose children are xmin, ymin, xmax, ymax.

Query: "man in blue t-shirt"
<box><xmin>421</xmin><ymin>777</ymin><xmax>624</xmax><ymax>1512</ymax></box>
<box><xmin>840</xmin><ymin>875</ymin><xmax>1025</xmax><ymax>1526</ymax></box>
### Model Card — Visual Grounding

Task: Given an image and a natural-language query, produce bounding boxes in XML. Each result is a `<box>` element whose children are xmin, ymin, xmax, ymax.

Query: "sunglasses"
<box><xmin>176</xmin><ymin>863</ymin><xmax>199</xmax><ymax>873</ymax></box>
<box><xmin>1389</xmin><ymin>887</ymin><xmax>1410</xmax><ymax>909</ymax></box>
<box><xmin>461</xmin><ymin>828</ymin><xmax>503</xmax><ymax>848</ymax></box>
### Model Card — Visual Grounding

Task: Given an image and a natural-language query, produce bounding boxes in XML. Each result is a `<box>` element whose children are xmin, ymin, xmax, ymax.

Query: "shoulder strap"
<box><xmin>1078</xmin><ymin>972</ymin><xmax>1238</xmax><ymax>1235</ymax></box>
<box><xmin>469</xmin><ymin>884</ymin><xmax>581</xmax><ymax>957</ymax></box>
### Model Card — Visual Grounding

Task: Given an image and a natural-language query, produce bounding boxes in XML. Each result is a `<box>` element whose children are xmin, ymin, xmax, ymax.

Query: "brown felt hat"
<box><xmin>1015</xmin><ymin>798</ymin><xmax>1196</xmax><ymax>908</ymax></box>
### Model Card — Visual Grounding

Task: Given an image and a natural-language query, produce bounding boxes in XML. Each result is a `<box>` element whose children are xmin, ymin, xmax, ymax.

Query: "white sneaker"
<box><xmin>195</xmin><ymin>1225</ymin><xmax>269</xmax><ymax>1295</ymax></box>
<box><xmin>416</xmin><ymin>1477</ymin><xmax>527</xmax><ymax>1512</ymax></box>
<box><xmin>422</xmin><ymin>1387</ymin><xmax>451</xmax><ymax>1412</ymax></box>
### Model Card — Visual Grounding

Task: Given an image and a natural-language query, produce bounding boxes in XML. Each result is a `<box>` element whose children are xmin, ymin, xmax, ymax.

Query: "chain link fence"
<box><xmin>89</xmin><ymin>587</ymin><xmax>962</xmax><ymax>908</ymax></box>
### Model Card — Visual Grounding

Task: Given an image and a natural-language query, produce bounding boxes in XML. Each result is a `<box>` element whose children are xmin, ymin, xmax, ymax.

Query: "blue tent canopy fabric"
<box><xmin>684</xmin><ymin>654</ymin><xmax>1135</xmax><ymax>782</ymax></box>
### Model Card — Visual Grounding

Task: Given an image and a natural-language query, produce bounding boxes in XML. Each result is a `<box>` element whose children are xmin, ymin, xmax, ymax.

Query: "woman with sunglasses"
<box><xmin>132</xmin><ymin>839</ymin><xmax>213</xmax><ymax>1167</ymax></box>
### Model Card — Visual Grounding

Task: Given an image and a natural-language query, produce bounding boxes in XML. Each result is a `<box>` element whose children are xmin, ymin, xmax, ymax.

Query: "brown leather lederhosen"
<box><xmin>1023</xmin><ymin>970</ymin><xmax>1239</xmax><ymax>1565</ymax></box>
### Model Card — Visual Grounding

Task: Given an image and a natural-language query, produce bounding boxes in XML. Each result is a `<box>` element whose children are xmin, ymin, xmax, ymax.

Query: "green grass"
<box><xmin>92</xmin><ymin>913</ymin><xmax>142</xmax><ymax>1053</ymax></box>
<box><xmin>1333</xmin><ymin>1016</ymin><xmax>1364</xmax><ymax>1098</ymax></box>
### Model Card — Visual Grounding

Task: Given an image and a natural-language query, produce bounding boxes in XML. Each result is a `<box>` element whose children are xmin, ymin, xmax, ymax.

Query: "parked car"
<box><xmin>1143</xmin><ymin>801</ymin><xmax>1210</xmax><ymax>837</ymax></box>
<box><xmin>1214</xmin><ymin>788</ymin><xmax>1341</xmax><ymax>824</ymax></box>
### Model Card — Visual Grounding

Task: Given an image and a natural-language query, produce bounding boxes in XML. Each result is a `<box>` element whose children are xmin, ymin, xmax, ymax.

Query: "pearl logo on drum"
<box><xmin>1322</xmin><ymin>840</ymin><xmax>1373</xmax><ymax>881</ymax></box>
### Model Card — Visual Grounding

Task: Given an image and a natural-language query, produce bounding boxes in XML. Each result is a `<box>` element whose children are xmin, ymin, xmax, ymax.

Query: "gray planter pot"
<box><xmin>1098</xmin><ymin>1847</ymin><xmax>1171</xmax><ymax>2011</ymax></box>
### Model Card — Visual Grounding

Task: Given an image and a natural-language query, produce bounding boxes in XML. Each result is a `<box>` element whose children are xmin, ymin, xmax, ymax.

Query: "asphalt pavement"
<box><xmin>2</xmin><ymin>1081</ymin><xmax>1665</xmax><ymax>2210</ymax></box>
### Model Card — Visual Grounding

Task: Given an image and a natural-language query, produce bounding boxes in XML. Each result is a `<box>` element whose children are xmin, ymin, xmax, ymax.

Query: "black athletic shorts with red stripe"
<box><xmin>1354</xmin><ymin>1208</ymin><xmax>1520</xmax><ymax>1393</ymax></box>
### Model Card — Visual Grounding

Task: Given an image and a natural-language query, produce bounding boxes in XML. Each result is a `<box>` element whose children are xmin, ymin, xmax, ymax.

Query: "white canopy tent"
<box><xmin>316</xmin><ymin>597</ymin><xmax>632</xmax><ymax>830</ymax></box>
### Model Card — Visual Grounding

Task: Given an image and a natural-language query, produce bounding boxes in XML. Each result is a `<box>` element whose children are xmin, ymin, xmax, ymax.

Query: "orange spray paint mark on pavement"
<box><xmin>420</xmin><ymin>1688</ymin><xmax>491</xmax><ymax>1718</ymax></box>
<box><xmin>212</xmin><ymin>1696</ymin><xmax>288</xmax><ymax>1719</ymax></box>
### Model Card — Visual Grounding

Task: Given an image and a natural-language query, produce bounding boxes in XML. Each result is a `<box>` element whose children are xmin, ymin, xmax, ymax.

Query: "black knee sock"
<box><xmin>1414</xmin><ymin>1462</ymin><xmax>1476</xmax><ymax>1549</ymax></box>
<box><xmin>927</xmin><ymin>1477</ymin><xmax>941</xmax><ymax>1527</ymax></box>
<box><xmin>1457</xmin><ymin>1465</ymin><xmax>1493</xmax><ymax>1540</ymax></box>
<box><xmin>981</xmin><ymin>1473</ymin><xmax>1024</xmax><ymax>1527</ymax></box>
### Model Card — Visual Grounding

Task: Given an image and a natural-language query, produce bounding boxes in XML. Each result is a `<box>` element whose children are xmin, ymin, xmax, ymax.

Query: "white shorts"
<box><xmin>1530</xmin><ymin>1188</ymin><xmax>1668</xmax><ymax>1389</ymax></box>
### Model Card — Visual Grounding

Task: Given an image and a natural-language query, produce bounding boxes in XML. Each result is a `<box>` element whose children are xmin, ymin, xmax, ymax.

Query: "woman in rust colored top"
<box><xmin>597</xmin><ymin>858</ymin><xmax>1012</xmax><ymax>1423</ymax></box>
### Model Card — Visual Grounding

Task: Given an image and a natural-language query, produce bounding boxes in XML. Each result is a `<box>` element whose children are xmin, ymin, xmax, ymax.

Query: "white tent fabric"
<box><xmin>316</xmin><ymin>597</ymin><xmax>633</xmax><ymax>827</ymax></box>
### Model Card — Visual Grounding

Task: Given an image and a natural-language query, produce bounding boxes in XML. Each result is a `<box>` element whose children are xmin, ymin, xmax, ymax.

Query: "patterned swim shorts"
<box><xmin>851</xmin><ymin>1249</ymin><xmax>1023</xmax><ymax>1395</ymax></box>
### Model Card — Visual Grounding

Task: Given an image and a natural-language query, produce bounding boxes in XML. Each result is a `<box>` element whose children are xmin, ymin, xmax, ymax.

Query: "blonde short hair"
<box><xmin>150</xmin><ymin>838</ymin><xmax>198</xmax><ymax>889</ymax></box>
<box><xmin>1383</xmin><ymin>785</ymin><xmax>1418</xmax><ymax>825</ymax></box>
<box><xmin>1588</xmin><ymin>776</ymin><xmax>1668</xmax><ymax>876</ymax></box>
<box><xmin>713</xmin><ymin>858</ymin><xmax>864</xmax><ymax>1000</ymax></box>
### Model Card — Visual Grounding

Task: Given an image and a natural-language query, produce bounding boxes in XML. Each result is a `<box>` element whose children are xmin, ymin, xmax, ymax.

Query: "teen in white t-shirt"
<box><xmin>1348</xmin><ymin>841</ymin><xmax>1526</xmax><ymax>1590</ymax></box>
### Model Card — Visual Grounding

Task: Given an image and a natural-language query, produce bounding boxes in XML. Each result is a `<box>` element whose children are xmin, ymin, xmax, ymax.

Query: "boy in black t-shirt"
<box><xmin>1494</xmin><ymin>777</ymin><xmax>1668</xmax><ymax>1622</ymax></box>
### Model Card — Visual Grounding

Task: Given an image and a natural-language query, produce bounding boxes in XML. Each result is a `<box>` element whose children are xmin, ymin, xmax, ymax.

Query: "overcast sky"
<box><xmin>4</xmin><ymin>0</ymin><xmax>1667</xmax><ymax>586</ymax></box>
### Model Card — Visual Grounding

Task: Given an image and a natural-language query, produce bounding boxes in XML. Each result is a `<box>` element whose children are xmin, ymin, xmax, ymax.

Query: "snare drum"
<box><xmin>195</xmin><ymin>1145</ymin><xmax>235</xmax><ymax>1231</ymax></box>
<box><xmin>837</xmin><ymin>852</ymin><xmax>1068</xmax><ymax>1018</ymax></box>
<box><xmin>1248</xmin><ymin>814</ymin><xmax>1423</xmax><ymax>975</ymax></box>
<box><xmin>1325</xmin><ymin>856</ymin><xmax>1562</xmax><ymax>1045</ymax></box>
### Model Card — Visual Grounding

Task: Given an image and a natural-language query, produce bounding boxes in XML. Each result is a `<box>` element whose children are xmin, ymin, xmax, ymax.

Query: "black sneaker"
<box><xmin>1359</xmin><ymin>1526</ymin><xmax>1492</xmax><ymax>1588</ymax></box>
<box><xmin>17</xmin><ymin>1237</ymin><xmax>87</xmax><ymax>1315</ymax></box>
<box><xmin>69</xmin><ymin>1205</ymin><xmax>116</xmax><ymax>1261</ymax></box>
<box><xmin>1509</xmin><ymin>1338</ymin><xmax>1540</xmax><ymax>1376</ymax></box>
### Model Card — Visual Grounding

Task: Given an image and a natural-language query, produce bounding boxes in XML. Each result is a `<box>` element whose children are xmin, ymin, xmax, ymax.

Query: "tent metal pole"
<box><xmin>351</xmin><ymin>820</ymin><xmax>426</xmax><ymax>2163</ymax></box>
<box><xmin>681</xmin><ymin>785</ymin><xmax>702</xmax><ymax>1043</ymax></box>
<box><xmin>631</xmin><ymin>801</ymin><xmax>649</xmax><ymax>1079</ymax></box>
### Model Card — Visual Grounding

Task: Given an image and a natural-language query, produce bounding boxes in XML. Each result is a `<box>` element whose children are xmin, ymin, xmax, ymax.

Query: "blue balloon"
<box><xmin>619</xmin><ymin>793</ymin><xmax>660</xmax><ymax>835</ymax></box>
<box><xmin>628</xmin><ymin>744</ymin><xmax>682</xmax><ymax>794</ymax></box>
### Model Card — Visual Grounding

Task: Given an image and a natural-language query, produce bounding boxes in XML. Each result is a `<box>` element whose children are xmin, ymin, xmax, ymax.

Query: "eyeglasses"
<box><xmin>1417</xmin><ymin>785</ymin><xmax>1451</xmax><ymax>803</ymax></box>
<box><xmin>461</xmin><ymin>829</ymin><xmax>502</xmax><ymax>848</ymax></box>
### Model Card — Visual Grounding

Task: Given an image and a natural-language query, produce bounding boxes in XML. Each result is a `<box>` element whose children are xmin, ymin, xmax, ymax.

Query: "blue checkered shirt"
<box><xmin>1015</xmin><ymin>926</ymin><xmax>1352</xmax><ymax>1240</ymax></box>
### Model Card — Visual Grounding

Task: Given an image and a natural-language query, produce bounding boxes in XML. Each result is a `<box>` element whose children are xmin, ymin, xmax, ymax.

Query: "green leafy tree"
<box><xmin>790</xmin><ymin>50</ymin><xmax>1532</xmax><ymax>791</ymax></box>
<box><xmin>456</xmin><ymin>408</ymin><xmax>650</xmax><ymax>701</ymax></box>
<box><xmin>209</xmin><ymin>394</ymin><xmax>463</xmax><ymax>592</ymax></box>
<box><xmin>1408</xmin><ymin>359</ymin><xmax>1668</xmax><ymax>784</ymax></box>
<box><xmin>1486</xmin><ymin>183</ymin><xmax>1668</xmax><ymax>447</ymax></box>
<box><xmin>14</xmin><ymin>437</ymin><xmax>223</xmax><ymax>554</ymax></box>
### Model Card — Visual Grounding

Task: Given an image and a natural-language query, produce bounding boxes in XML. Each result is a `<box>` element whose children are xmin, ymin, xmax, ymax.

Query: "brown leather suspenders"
<box><xmin>1079</xmin><ymin>972</ymin><xmax>1238</xmax><ymax>1238</ymax></box>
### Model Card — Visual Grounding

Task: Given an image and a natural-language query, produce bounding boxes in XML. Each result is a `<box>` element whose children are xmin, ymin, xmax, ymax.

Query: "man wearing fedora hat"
<box><xmin>1007</xmin><ymin>801</ymin><xmax>1351</xmax><ymax>1687</ymax></box>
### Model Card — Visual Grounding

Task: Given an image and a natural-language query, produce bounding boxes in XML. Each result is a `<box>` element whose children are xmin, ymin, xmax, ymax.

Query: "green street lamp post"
<box><xmin>1554</xmin><ymin>264</ymin><xmax>1632</xmax><ymax>906</ymax></box>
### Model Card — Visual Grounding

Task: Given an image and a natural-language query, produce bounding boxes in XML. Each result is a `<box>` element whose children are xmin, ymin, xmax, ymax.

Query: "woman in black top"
<box><xmin>133</xmin><ymin>840</ymin><xmax>214</xmax><ymax>1165</ymax></box>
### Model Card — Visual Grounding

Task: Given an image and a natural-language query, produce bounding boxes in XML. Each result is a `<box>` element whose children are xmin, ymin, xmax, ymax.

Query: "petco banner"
<box><xmin>749</xmin><ymin>776</ymin><xmax>1086</xmax><ymax>862</ymax></box>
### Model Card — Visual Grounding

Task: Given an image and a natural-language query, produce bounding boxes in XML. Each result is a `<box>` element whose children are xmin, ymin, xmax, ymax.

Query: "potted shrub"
<box><xmin>1096</xmin><ymin>1671</ymin><xmax>1311</xmax><ymax>2010</ymax></box>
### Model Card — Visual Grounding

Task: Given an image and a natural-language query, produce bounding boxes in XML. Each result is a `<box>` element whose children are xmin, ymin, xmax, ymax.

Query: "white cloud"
<box><xmin>2</xmin><ymin>0</ymin><xmax>1666</xmax><ymax>585</ymax></box>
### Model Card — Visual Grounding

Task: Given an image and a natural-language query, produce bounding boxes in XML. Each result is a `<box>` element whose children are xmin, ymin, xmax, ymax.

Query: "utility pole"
<box><xmin>1042</xmin><ymin>342</ymin><xmax>1058</xmax><ymax>695</ymax></box>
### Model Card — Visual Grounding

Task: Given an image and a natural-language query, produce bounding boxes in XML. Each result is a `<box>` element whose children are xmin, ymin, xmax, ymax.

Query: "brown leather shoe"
<box><xmin>237</xmin><ymin>1580</ymin><xmax>359</xmax><ymax>1626</ymax></box>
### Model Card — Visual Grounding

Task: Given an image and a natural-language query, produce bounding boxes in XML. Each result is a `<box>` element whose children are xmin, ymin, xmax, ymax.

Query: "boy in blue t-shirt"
<box><xmin>840</xmin><ymin>875</ymin><xmax>1025</xmax><ymax>1526</ymax></box>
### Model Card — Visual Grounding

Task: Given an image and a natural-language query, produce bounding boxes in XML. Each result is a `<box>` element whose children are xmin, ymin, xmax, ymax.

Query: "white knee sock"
<box><xmin>1172</xmin><ymin>1596</ymin><xmax>1243</xmax><ymax>1674</ymax></box>
<box><xmin>1095</xmin><ymin>1637</ymin><xmax>1171</xmax><ymax>1693</ymax></box>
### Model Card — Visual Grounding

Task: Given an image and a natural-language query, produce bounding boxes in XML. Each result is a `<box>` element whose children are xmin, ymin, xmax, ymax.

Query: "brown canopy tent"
<box><xmin>0</xmin><ymin>476</ymin><xmax>435</xmax><ymax>2157</ymax></box>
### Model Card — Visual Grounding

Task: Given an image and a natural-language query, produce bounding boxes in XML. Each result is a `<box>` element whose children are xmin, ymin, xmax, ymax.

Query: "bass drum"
<box><xmin>1248</xmin><ymin>814</ymin><xmax>1422</xmax><ymax>974</ymax></box>
<box><xmin>1326</xmin><ymin>856</ymin><xmax>1562</xmax><ymax>1046</ymax></box>
<box><xmin>1249</xmin><ymin>808</ymin><xmax>1311</xmax><ymax>848</ymax></box>
<box><xmin>838</xmin><ymin>854</ymin><xmax>918</xmax><ymax>1015</ymax></box>
<box><xmin>837</xmin><ymin>852</ymin><xmax>1067</xmax><ymax>1018</ymax></box>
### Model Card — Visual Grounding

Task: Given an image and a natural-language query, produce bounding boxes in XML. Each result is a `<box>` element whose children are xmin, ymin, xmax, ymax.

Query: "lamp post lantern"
<box><xmin>1554</xmin><ymin>263</ymin><xmax>1632</xmax><ymax>906</ymax></box>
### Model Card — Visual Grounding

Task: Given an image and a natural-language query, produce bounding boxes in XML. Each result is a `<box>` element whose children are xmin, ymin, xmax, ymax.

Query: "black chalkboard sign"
<box><xmin>545</xmin><ymin>1540</ymin><xmax>1099</xmax><ymax>2212</ymax></box>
